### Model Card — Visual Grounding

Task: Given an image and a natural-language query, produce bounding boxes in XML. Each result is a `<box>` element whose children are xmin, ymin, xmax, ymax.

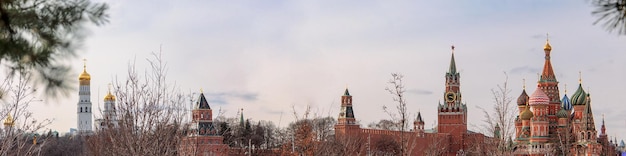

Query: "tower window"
<box><xmin>80</xmin><ymin>107</ymin><xmax>83</xmax><ymax>112</ymax></box>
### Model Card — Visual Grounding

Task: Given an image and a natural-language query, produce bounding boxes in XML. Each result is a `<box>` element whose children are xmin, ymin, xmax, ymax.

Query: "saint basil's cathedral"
<box><xmin>512</xmin><ymin>39</ymin><xmax>618</xmax><ymax>156</ymax></box>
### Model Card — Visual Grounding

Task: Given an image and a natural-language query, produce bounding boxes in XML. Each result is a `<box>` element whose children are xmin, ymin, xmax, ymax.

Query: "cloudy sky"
<box><xmin>26</xmin><ymin>1</ymin><xmax>626</xmax><ymax>138</ymax></box>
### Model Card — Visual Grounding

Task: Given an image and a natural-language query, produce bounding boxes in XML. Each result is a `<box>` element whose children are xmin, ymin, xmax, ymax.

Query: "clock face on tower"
<box><xmin>445</xmin><ymin>92</ymin><xmax>456</xmax><ymax>102</ymax></box>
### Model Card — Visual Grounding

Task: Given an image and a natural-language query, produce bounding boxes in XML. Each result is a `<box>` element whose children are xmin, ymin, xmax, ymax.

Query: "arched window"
<box><xmin>580</xmin><ymin>132</ymin><xmax>584</xmax><ymax>139</ymax></box>
<box><xmin>80</xmin><ymin>107</ymin><xmax>83</xmax><ymax>112</ymax></box>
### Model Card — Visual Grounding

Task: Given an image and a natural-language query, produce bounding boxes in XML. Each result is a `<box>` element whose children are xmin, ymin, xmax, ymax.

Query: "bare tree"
<box><xmin>556</xmin><ymin>121</ymin><xmax>573</xmax><ymax>155</ymax></box>
<box><xmin>368</xmin><ymin>119</ymin><xmax>401</xmax><ymax>131</ymax></box>
<box><xmin>0</xmin><ymin>72</ymin><xmax>52</xmax><ymax>155</ymax></box>
<box><xmin>478</xmin><ymin>72</ymin><xmax>515</xmax><ymax>155</ymax></box>
<box><xmin>86</xmin><ymin>51</ymin><xmax>189</xmax><ymax>155</ymax></box>
<box><xmin>424</xmin><ymin>136</ymin><xmax>448</xmax><ymax>156</ymax></box>
<box><xmin>383</xmin><ymin>73</ymin><xmax>410</xmax><ymax>156</ymax></box>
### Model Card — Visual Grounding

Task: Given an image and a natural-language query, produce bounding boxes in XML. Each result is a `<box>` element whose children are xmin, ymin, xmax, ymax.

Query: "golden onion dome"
<box><xmin>520</xmin><ymin>105</ymin><xmax>534</xmax><ymax>120</ymax></box>
<box><xmin>79</xmin><ymin>70</ymin><xmax>91</xmax><ymax>81</ymax></box>
<box><xmin>4</xmin><ymin>114</ymin><xmax>14</xmax><ymax>126</ymax></box>
<box><xmin>544</xmin><ymin>40</ymin><xmax>552</xmax><ymax>51</ymax></box>
<box><xmin>104</xmin><ymin>91</ymin><xmax>115</xmax><ymax>101</ymax></box>
<box><xmin>79</xmin><ymin>60</ymin><xmax>91</xmax><ymax>81</ymax></box>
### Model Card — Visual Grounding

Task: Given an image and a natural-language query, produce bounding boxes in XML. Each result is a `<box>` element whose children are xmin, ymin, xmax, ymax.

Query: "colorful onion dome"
<box><xmin>517</xmin><ymin>89</ymin><xmax>529</xmax><ymax>106</ymax></box>
<box><xmin>556</xmin><ymin>108</ymin><xmax>569</xmax><ymax>118</ymax></box>
<box><xmin>520</xmin><ymin>105</ymin><xmax>534</xmax><ymax>120</ymax></box>
<box><xmin>561</xmin><ymin>94</ymin><xmax>572</xmax><ymax>110</ymax></box>
<box><xmin>528</xmin><ymin>87</ymin><xmax>549</xmax><ymax>106</ymax></box>
<box><xmin>570</xmin><ymin>84</ymin><xmax>587</xmax><ymax>105</ymax></box>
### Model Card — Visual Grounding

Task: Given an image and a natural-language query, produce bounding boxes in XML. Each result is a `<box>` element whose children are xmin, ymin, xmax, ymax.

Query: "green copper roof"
<box><xmin>416</xmin><ymin>111</ymin><xmax>423</xmax><ymax>122</ymax></box>
<box><xmin>570</xmin><ymin>83</ymin><xmax>587</xmax><ymax>105</ymax></box>
<box><xmin>197</xmin><ymin>93</ymin><xmax>211</xmax><ymax>109</ymax></box>
<box><xmin>240</xmin><ymin>109</ymin><xmax>244</xmax><ymax>126</ymax></box>
<box><xmin>556</xmin><ymin>107</ymin><xmax>569</xmax><ymax>118</ymax></box>
<box><xmin>448</xmin><ymin>53</ymin><xmax>457</xmax><ymax>74</ymax></box>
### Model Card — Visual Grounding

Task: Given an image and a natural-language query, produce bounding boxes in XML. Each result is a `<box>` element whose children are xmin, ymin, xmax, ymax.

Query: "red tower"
<box><xmin>335</xmin><ymin>88</ymin><xmax>360</xmax><ymax>136</ymax></box>
<box><xmin>537</xmin><ymin>38</ymin><xmax>561</xmax><ymax>141</ymax></box>
<box><xmin>179</xmin><ymin>92</ymin><xmax>228</xmax><ymax>156</ymax></box>
<box><xmin>438</xmin><ymin>46</ymin><xmax>467</xmax><ymax>153</ymax></box>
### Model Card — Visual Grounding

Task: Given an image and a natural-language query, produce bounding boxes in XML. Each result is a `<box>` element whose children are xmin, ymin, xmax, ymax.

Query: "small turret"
<box><xmin>494</xmin><ymin>123</ymin><xmax>501</xmax><ymax>139</ymax></box>
<box><xmin>414</xmin><ymin>111</ymin><xmax>425</xmax><ymax>137</ymax></box>
<box><xmin>571</xmin><ymin>73</ymin><xmax>587</xmax><ymax>106</ymax></box>
<box><xmin>520</xmin><ymin>104</ymin><xmax>533</xmax><ymax>120</ymax></box>
<box><xmin>581</xmin><ymin>93</ymin><xmax>596</xmax><ymax>131</ymax></box>
<box><xmin>517</xmin><ymin>89</ymin><xmax>529</xmax><ymax>106</ymax></box>
<box><xmin>561</xmin><ymin>94</ymin><xmax>572</xmax><ymax>111</ymax></box>
<box><xmin>338</xmin><ymin>88</ymin><xmax>356</xmax><ymax>125</ymax></box>
<box><xmin>556</xmin><ymin>108</ymin><xmax>569</xmax><ymax>119</ymax></box>
<box><xmin>4</xmin><ymin>113</ymin><xmax>14</xmax><ymax>127</ymax></box>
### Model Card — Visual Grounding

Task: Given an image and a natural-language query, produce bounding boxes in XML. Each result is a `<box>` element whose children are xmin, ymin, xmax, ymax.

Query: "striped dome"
<box><xmin>556</xmin><ymin>108</ymin><xmax>569</xmax><ymax>118</ymax></box>
<box><xmin>517</xmin><ymin>89</ymin><xmax>529</xmax><ymax>106</ymax></box>
<box><xmin>571</xmin><ymin>84</ymin><xmax>587</xmax><ymax>105</ymax></box>
<box><xmin>561</xmin><ymin>94</ymin><xmax>572</xmax><ymax>110</ymax></box>
<box><xmin>520</xmin><ymin>106</ymin><xmax>534</xmax><ymax>120</ymax></box>
<box><xmin>529</xmin><ymin>87</ymin><xmax>549</xmax><ymax>106</ymax></box>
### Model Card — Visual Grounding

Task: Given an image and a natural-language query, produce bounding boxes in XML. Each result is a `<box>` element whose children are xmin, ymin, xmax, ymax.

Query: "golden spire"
<box><xmin>522</xmin><ymin>78</ymin><xmax>526</xmax><ymax>90</ymax></box>
<box><xmin>543</xmin><ymin>33</ymin><xmax>552</xmax><ymax>51</ymax></box>
<box><xmin>200</xmin><ymin>88</ymin><xmax>203</xmax><ymax>93</ymax></box>
<box><xmin>564</xmin><ymin>84</ymin><xmax>567</xmax><ymax>94</ymax></box>
<box><xmin>79</xmin><ymin>58</ymin><xmax>91</xmax><ymax>81</ymax></box>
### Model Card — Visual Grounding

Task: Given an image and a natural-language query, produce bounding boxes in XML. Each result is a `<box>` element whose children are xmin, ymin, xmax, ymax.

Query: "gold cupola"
<box><xmin>4</xmin><ymin>113</ymin><xmax>14</xmax><ymax>127</ymax></box>
<box><xmin>543</xmin><ymin>34</ymin><xmax>552</xmax><ymax>51</ymax></box>
<box><xmin>79</xmin><ymin>59</ymin><xmax>91</xmax><ymax>81</ymax></box>
<box><xmin>104</xmin><ymin>87</ymin><xmax>115</xmax><ymax>101</ymax></box>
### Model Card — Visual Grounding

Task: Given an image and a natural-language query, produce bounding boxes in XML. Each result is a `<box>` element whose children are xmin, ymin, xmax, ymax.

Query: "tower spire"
<box><xmin>240</xmin><ymin>108</ymin><xmax>244</xmax><ymax>126</ymax></box>
<box><xmin>448</xmin><ymin>45</ymin><xmax>457</xmax><ymax>74</ymax></box>
<box><xmin>601</xmin><ymin>114</ymin><xmax>606</xmax><ymax>135</ymax></box>
<box><xmin>582</xmin><ymin>93</ymin><xmax>596</xmax><ymax>131</ymax></box>
<box><xmin>416</xmin><ymin>111</ymin><xmax>423</xmax><ymax>122</ymax></box>
<box><xmin>540</xmin><ymin>35</ymin><xmax>556</xmax><ymax>82</ymax></box>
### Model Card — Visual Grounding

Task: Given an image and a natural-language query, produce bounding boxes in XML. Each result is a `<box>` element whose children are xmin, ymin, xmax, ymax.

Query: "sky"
<box><xmin>20</xmin><ymin>1</ymin><xmax>626</xmax><ymax>139</ymax></box>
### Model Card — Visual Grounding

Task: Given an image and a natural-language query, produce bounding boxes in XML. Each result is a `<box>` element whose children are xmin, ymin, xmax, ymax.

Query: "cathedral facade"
<box><xmin>513</xmin><ymin>39</ymin><xmax>619</xmax><ymax>156</ymax></box>
<box><xmin>335</xmin><ymin>47</ymin><xmax>496</xmax><ymax>156</ymax></box>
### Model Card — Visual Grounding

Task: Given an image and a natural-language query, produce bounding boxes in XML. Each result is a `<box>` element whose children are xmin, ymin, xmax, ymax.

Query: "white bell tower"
<box><xmin>77</xmin><ymin>59</ymin><xmax>93</xmax><ymax>133</ymax></box>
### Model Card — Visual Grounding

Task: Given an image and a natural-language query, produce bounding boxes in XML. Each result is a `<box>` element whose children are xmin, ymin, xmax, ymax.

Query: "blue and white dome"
<box><xmin>561</xmin><ymin>94</ymin><xmax>572</xmax><ymax>111</ymax></box>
